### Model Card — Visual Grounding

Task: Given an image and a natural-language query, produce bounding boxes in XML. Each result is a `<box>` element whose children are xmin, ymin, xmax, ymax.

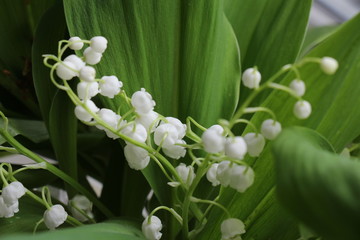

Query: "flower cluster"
<box><xmin>0</xmin><ymin>181</ymin><xmax>26</xmax><ymax>218</ymax></box>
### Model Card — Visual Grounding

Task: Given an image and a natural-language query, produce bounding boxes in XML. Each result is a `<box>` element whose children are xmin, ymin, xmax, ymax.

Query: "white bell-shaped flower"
<box><xmin>77</xmin><ymin>81</ymin><xmax>99</xmax><ymax>100</ymax></box>
<box><xmin>242</xmin><ymin>68</ymin><xmax>261</xmax><ymax>89</ymax></box>
<box><xmin>79</xmin><ymin>66</ymin><xmax>96</xmax><ymax>82</ymax></box>
<box><xmin>43</xmin><ymin>204</ymin><xmax>68</xmax><ymax>230</ymax></box>
<box><xmin>154</xmin><ymin>123</ymin><xmax>178</xmax><ymax>147</ymax></box>
<box><xmin>74</xmin><ymin>99</ymin><xmax>100</xmax><ymax>122</ymax></box>
<box><xmin>84</xmin><ymin>47</ymin><xmax>102</xmax><ymax>65</ymax></box>
<box><xmin>131</xmin><ymin>88</ymin><xmax>156</xmax><ymax>114</ymax></box>
<box><xmin>124</xmin><ymin>144</ymin><xmax>150</xmax><ymax>170</ymax></box>
<box><xmin>142</xmin><ymin>216</ymin><xmax>162</xmax><ymax>240</ymax></box>
<box><xmin>221</xmin><ymin>218</ymin><xmax>245</xmax><ymax>240</ymax></box>
<box><xmin>95</xmin><ymin>108</ymin><xmax>122</xmax><ymax>139</ymax></box>
<box><xmin>99</xmin><ymin>76</ymin><xmax>123</xmax><ymax>98</ymax></box>
<box><xmin>202</xmin><ymin>125</ymin><xmax>226</xmax><ymax>153</ymax></box>
<box><xmin>0</xmin><ymin>196</ymin><xmax>19</xmax><ymax>218</ymax></box>
<box><xmin>2</xmin><ymin>181</ymin><xmax>26</xmax><ymax>207</ymax></box>
<box><xmin>320</xmin><ymin>57</ymin><xmax>338</xmax><ymax>75</ymax></box>
<box><xmin>163</xmin><ymin>117</ymin><xmax>186</xmax><ymax>139</ymax></box>
<box><xmin>229</xmin><ymin>165</ymin><xmax>255</xmax><ymax>193</ymax></box>
<box><xmin>56</xmin><ymin>61</ymin><xmax>77</xmax><ymax>80</ymax></box>
<box><xmin>293</xmin><ymin>100</ymin><xmax>312</xmax><ymax>119</ymax></box>
<box><xmin>162</xmin><ymin>140</ymin><xmax>186</xmax><ymax>159</ymax></box>
<box><xmin>243</xmin><ymin>133</ymin><xmax>265</xmax><ymax>157</ymax></box>
<box><xmin>206</xmin><ymin>163</ymin><xmax>220</xmax><ymax>187</ymax></box>
<box><xmin>216</xmin><ymin>161</ymin><xmax>232</xmax><ymax>187</ymax></box>
<box><xmin>63</xmin><ymin>54</ymin><xmax>85</xmax><ymax>73</ymax></box>
<box><xmin>90</xmin><ymin>36</ymin><xmax>108</xmax><ymax>53</ymax></box>
<box><xmin>289</xmin><ymin>79</ymin><xmax>306</xmax><ymax>97</ymax></box>
<box><xmin>175</xmin><ymin>163</ymin><xmax>195</xmax><ymax>187</ymax></box>
<box><xmin>68</xmin><ymin>37</ymin><xmax>84</xmax><ymax>50</ymax></box>
<box><xmin>121</xmin><ymin>122</ymin><xmax>148</xmax><ymax>143</ymax></box>
<box><xmin>69</xmin><ymin>195</ymin><xmax>93</xmax><ymax>222</ymax></box>
<box><xmin>260</xmin><ymin>119</ymin><xmax>282</xmax><ymax>140</ymax></box>
<box><xmin>225</xmin><ymin>137</ymin><xmax>247</xmax><ymax>160</ymax></box>
<box><xmin>136</xmin><ymin>111</ymin><xmax>159</xmax><ymax>132</ymax></box>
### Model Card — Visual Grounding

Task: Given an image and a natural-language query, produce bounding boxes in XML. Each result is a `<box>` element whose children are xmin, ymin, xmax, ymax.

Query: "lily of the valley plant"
<box><xmin>0</xmin><ymin>1</ymin><xmax>359</xmax><ymax>240</ymax></box>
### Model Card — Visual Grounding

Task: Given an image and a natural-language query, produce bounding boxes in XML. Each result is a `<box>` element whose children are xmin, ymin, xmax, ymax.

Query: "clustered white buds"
<box><xmin>0</xmin><ymin>181</ymin><xmax>26</xmax><ymax>218</ymax></box>
<box><xmin>131</xmin><ymin>88</ymin><xmax>156</xmax><ymax>115</ymax></box>
<box><xmin>43</xmin><ymin>204</ymin><xmax>68</xmax><ymax>230</ymax></box>
<box><xmin>289</xmin><ymin>79</ymin><xmax>306</xmax><ymax>97</ymax></box>
<box><xmin>320</xmin><ymin>56</ymin><xmax>338</xmax><ymax>75</ymax></box>
<box><xmin>206</xmin><ymin>163</ymin><xmax>220</xmax><ymax>187</ymax></box>
<box><xmin>260</xmin><ymin>119</ymin><xmax>282</xmax><ymax>140</ymax></box>
<box><xmin>142</xmin><ymin>216</ymin><xmax>163</xmax><ymax>240</ymax></box>
<box><xmin>175</xmin><ymin>163</ymin><xmax>195</xmax><ymax>187</ymax></box>
<box><xmin>100</xmin><ymin>76</ymin><xmax>123</xmax><ymax>98</ymax></box>
<box><xmin>74</xmin><ymin>99</ymin><xmax>100</xmax><ymax>122</ymax></box>
<box><xmin>202</xmin><ymin>125</ymin><xmax>225</xmax><ymax>153</ymax></box>
<box><xmin>225</xmin><ymin>137</ymin><xmax>247</xmax><ymax>160</ymax></box>
<box><xmin>293</xmin><ymin>100</ymin><xmax>312</xmax><ymax>119</ymax></box>
<box><xmin>242</xmin><ymin>68</ymin><xmax>261</xmax><ymax>89</ymax></box>
<box><xmin>68</xmin><ymin>37</ymin><xmax>84</xmax><ymax>50</ymax></box>
<box><xmin>221</xmin><ymin>218</ymin><xmax>246</xmax><ymax>240</ymax></box>
<box><xmin>243</xmin><ymin>133</ymin><xmax>265</xmax><ymax>157</ymax></box>
<box><xmin>124</xmin><ymin>144</ymin><xmax>150</xmax><ymax>170</ymax></box>
<box><xmin>69</xmin><ymin>195</ymin><xmax>93</xmax><ymax>222</ymax></box>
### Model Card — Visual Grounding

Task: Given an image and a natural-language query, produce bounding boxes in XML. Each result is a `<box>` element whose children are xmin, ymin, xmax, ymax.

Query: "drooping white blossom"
<box><xmin>216</xmin><ymin>161</ymin><xmax>232</xmax><ymax>187</ymax></box>
<box><xmin>163</xmin><ymin>117</ymin><xmax>186</xmax><ymax>139</ymax></box>
<box><xmin>320</xmin><ymin>57</ymin><xmax>338</xmax><ymax>75</ymax></box>
<box><xmin>136</xmin><ymin>111</ymin><xmax>159</xmax><ymax>132</ymax></box>
<box><xmin>121</xmin><ymin>122</ymin><xmax>148</xmax><ymax>143</ymax></box>
<box><xmin>229</xmin><ymin>165</ymin><xmax>254</xmax><ymax>193</ymax></box>
<box><xmin>243</xmin><ymin>133</ymin><xmax>265</xmax><ymax>157</ymax></box>
<box><xmin>56</xmin><ymin>61</ymin><xmax>77</xmax><ymax>80</ymax></box>
<box><xmin>69</xmin><ymin>195</ymin><xmax>93</xmax><ymax>222</ymax></box>
<box><xmin>79</xmin><ymin>66</ymin><xmax>96</xmax><ymax>82</ymax></box>
<box><xmin>63</xmin><ymin>54</ymin><xmax>85</xmax><ymax>73</ymax></box>
<box><xmin>2</xmin><ymin>181</ymin><xmax>26</xmax><ymax>207</ymax></box>
<box><xmin>202</xmin><ymin>125</ymin><xmax>226</xmax><ymax>153</ymax></box>
<box><xmin>206</xmin><ymin>163</ymin><xmax>220</xmax><ymax>187</ymax></box>
<box><xmin>142</xmin><ymin>216</ymin><xmax>162</xmax><ymax>240</ymax></box>
<box><xmin>84</xmin><ymin>47</ymin><xmax>102</xmax><ymax>65</ymax></box>
<box><xmin>162</xmin><ymin>140</ymin><xmax>186</xmax><ymax>159</ymax></box>
<box><xmin>225</xmin><ymin>137</ymin><xmax>247</xmax><ymax>160</ymax></box>
<box><xmin>221</xmin><ymin>218</ymin><xmax>245</xmax><ymax>240</ymax></box>
<box><xmin>260</xmin><ymin>119</ymin><xmax>282</xmax><ymax>140</ymax></box>
<box><xmin>293</xmin><ymin>100</ymin><xmax>312</xmax><ymax>119</ymax></box>
<box><xmin>68</xmin><ymin>37</ymin><xmax>84</xmax><ymax>50</ymax></box>
<box><xmin>95</xmin><ymin>108</ymin><xmax>122</xmax><ymax>139</ymax></box>
<box><xmin>124</xmin><ymin>144</ymin><xmax>150</xmax><ymax>170</ymax></box>
<box><xmin>90</xmin><ymin>36</ymin><xmax>108</xmax><ymax>53</ymax></box>
<box><xmin>99</xmin><ymin>76</ymin><xmax>123</xmax><ymax>98</ymax></box>
<box><xmin>74</xmin><ymin>99</ymin><xmax>100</xmax><ymax>122</ymax></box>
<box><xmin>289</xmin><ymin>79</ymin><xmax>306</xmax><ymax>97</ymax></box>
<box><xmin>154</xmin><ymin>123</ymin><xmax>178</xmax><ymax>147</ymax></box>
<box><xmin>77</xmin><ymin>81</ymin><xmax>99</xmax><ymax>100</ymax></box>
<box><xmin>0</xmin><ymin>196</ymin><xmax>19</xmax><ymax>218</ymax></box>
<box><xmin>43</xmin><ymin>204</ymin><xmax>68</xmax><ymax>230</ymax></box>
<box><xmin>242</xmin><ymin>68</ymin><xmax>261</xmax><ymax>89</ymax></box>
<box><xmin>175</xmin><ymin>163</ymin><xmax>195</xmax><ymax>187</ymax></box>
<box><xmin>131</xmin><ymin>88</ymin><xmax>156</xmax><ymax>114</ymax></box>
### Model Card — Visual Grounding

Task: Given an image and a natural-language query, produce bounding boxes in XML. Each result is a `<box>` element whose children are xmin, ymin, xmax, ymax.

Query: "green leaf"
<box><xmin>198</xmin><ymin>13</ymin><xmax>360</xmax><ymax>239</ymax></box>
<box><xmin>301</xmin><ymin>25</ymin><xmax>338</xmax><ymax>56</ymax></box>
<box><xmin>273</xmin><ymin>127</ymin><xmax>360</xmax><ymax>240</ymax></box>
<box><xmin>63</xmin><ymin>0</ymin><xmax>241</xmax><ymax>205</ymax></box>
<box><xmin>1</xmin><ymin>220</ymin><xmax>144</xmax><ymax>240</ymax></box>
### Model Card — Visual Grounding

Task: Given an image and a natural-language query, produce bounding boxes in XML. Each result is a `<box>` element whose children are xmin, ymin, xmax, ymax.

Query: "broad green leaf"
<box><xmin>198</xmin><ymin>13</ymin><xmax>360</xmax><ymax>239</ymax></box>
<box><xmin>273</xmin><ymin>127</ymin><xmax>360</xmax><ymax>240</ymax></box>
<box><xmin>2</xmin><ymin>220</ymin><xmax>144</xmax><ymax>240</ymax></box>
<box><xmin>301</xmin><ymin>25</ymin><xmax>338</xmax><ymax>56</ymax></box>
<box><xmin>63</xmin><ymin>0</ymin><xmax>241</xmax><ymax>205</ymax></box>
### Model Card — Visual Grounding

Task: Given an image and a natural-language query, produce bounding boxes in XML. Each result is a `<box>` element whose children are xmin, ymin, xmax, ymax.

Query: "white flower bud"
<box><xmin>142</xmin><ymin>216</ymin><xmax>162</xmax><ymax>240</ymax></box>
<box><xmin>131</xmin><ymin>88</ymin><xmax>156</xmax><ymax>114</ymax></box>
<box><xmin>95</xmin><ymin>108</ymin><xmax>122</xmax><ymax>139</ymax></box>
<box><xmin>44</xmin><ymin>205</ymin><xmax>68</xmax><ymax>230</ymax></box>
<box><xmin>216</xmin><ymin>161</ymin><xmax>232</xmax><ymax>187</ymax></box>
<box><xmin>260</xmin><ymin>119</ymin><xmax>281</xmax><ymax>140</ymax></box>
<box><xmin>64</xmin><ymin>54</ymin><xmax>85</xmax><ymax>72</ymax></box>
<box><xmin>244</xmin><ymin>133</ymin><xmax>265</xmax><ymax>157</ymax></box>
<box><xmin>90</xmin><ymin>36</ymin><xmax>108</xmax><ymax>53</ymax></box>
<box><xmin>2</xmin><ymin>181</ymin><xmax>26</xmax><ymax>207</ymax></box>
<box><xmin>124</xmin><ymin>144</ymin><xmax>150</xmax><ymax>170</ymax></box>
<box><xmin>206</xmin><ymin>163</ymin><xmax>220</xmax><ymax>186</ymax></box>
<box><xmin>77</xmin><ymin>81</ymin><xmax>99</xmax><ymax>100</ymax></box>
<box><xmin>68</xmin><ymin>37</ymin><xmax>84</xmax><ymax>50</ymax></box>
<box><xmin>84</xmin><ymin>47</ymin><xmax>102</xmax><ymax>65</ymax></box>
<box><xmin>282</xmin><ymin>64</ymin><xmax>292</xmax><ymax>71</ymax></box>
<box><xmin>154</xmin><ymin>123</ymin><xmax>178</xmax><ymax>147</ymax></box>
<box><xmin>79</xmin><ymin>66</ymin><xmax>96</xmax><ymax>82</ymax></box>
<box><xmin>0</xmin><ymin>196</ymin><xmax>19</xmax><ymax>218</ymax></box>
<box><xmin>56</xmin><ymin>61</ymin><xmax>77</xmax><ymax>80</ymax></box>
<box><xmin>293</xmin><ymin>100</ymin><xmax>312</xmax><ymax>119</ymax></box>
<box><xmin>229</xmin><ymin>165</ymin><xmax>254</xmax><ymax>193</ymax></box>
<box><xmin>202</xmin><ymin>125</ymin><xmax>226</xmax><ymax>153</ymax></box>
<box><xmin>69</xmin><ymin>195</ymin><xmax>93</xmax><ymax>222</ymax></box>
<box><xmin>221</xmin><ymin>218</ymin><xmax>245</xmax><ymax>240</ymax></box>
<box><xmin>162</xmin><ymin>140</ymin><xmax>186</xmax><ymax>159</ymax></box>
<box><xmin>320</xmin><ymin>57</ymin><xmax>338</xmax><ymax>75</ymax></box>
<box><xmin>175</xmin><ymin>163</ymin><xmax>195</xmax><ymax>187</ymax></box>
<box><xmin>289</xmin><ymin>79</ymin><xmax>305</xmax><ymax>97</ymax></box>
<box><xmin>136</xmin><ymin>111</ymin><xmax>159</xmax><ymax>132</ymax></box>
<box><xmin>242</xmin><ymin>68</ymin><xmax>261</xmax><ymax>89</ymax></box>
<box><xmin>121</xmin><ymin>122</ymin><xmax>148</xmax><ymax>143</ymax></box>
<box><xmin>225</xmin><ymin>137</ymin><xmax>247</xmax><ymax>160</ymax></box>
<box><xmin>163</xmin><ymin>117</ymin><xmax>186</xmax><ymax>139</ymax></box>
<box><xmin>74</xmin><ymin>99</ymin><xmax>99</xmax><ymax>122</ymax></box>
<box><xmin>99</xmin><ymin>76</ymin><xmax>123</xmax><ymax>98</ymax></box>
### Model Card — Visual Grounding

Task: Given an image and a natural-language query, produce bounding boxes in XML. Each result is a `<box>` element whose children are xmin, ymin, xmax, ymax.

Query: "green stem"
<box><xmin>149</xmin><ymin>206</ymin><xmax>183</xmax><ymax>225</ymax></box>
